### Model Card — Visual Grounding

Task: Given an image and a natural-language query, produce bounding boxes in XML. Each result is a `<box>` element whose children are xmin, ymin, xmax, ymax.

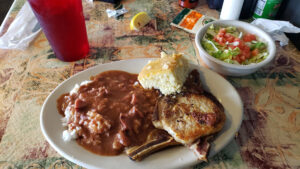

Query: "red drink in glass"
<box><xmin>28</xmin><ymin>0</ymin><xmax>89</xmax><ymax>62</ymax></box>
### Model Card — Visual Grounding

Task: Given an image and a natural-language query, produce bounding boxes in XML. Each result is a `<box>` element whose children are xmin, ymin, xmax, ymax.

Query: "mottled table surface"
<box><xmin>0</xmin><ymin>0</ymin><xmax>299</xmax><ymax>169</ymax></box>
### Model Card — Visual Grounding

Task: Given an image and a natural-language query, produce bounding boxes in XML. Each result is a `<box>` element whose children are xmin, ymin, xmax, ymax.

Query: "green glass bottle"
<box><xmin>253</xmin><ymin>0</ymin><xmax>283</xmax><ymax>19</ymax></box>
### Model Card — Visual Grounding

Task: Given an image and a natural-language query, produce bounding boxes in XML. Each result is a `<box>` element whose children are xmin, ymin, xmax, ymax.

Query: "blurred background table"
<box><xmin>0</xmin><ymin>0</ymin><xmax>299</xmax><ymax>168</ymax></box>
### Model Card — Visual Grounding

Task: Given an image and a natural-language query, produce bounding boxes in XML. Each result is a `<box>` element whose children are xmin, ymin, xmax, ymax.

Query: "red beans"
<box><xmin>58</xmin><ymin>71</ymin><xmax>159</xmax><ymax>156</ymax></box>
<box><xmin>75</xmin><ymin>98</ymin><xmax>88</xmax><ymax>109</ymax></box>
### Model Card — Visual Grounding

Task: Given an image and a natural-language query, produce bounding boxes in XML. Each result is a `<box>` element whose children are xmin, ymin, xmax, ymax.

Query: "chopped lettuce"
<box><xmin>225</xmin><ymin>26</ymin><xmax>236</xmax><ymax>33</ymax></box>
<box><xmin>247</xmin><ymin>52</ymin><xmax>268</xmax><ymax>64</ymax></box>
<box><xmin>250</xmin><ymin>41</ymin><xmax>266</xmax><ymax>50</ymax></box>
<box><xmin>204</xmin><ymin>33</ymin><xmax>214</xmax><ymax>40</ymax></box>
<box><xmin>202</xmin><ymin>40</ymin><xmax>217</xmax><ymax>54</ymax></box>
<box><xmin>211</xmin><ymin>47</ymin><xmax>240</xmax><ymax>62</ymax></box>
<box><xmin>206</xmin><ymin>25</ymin><xmax>217</xmax><ymax>38</ymax></box>
<box><xmin>225</xmin><ymin>26</ymin><xmax>239</xmax><ymax>37</ymax></box>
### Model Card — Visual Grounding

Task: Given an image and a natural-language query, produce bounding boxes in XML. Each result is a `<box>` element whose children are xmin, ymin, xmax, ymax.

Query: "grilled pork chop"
<box><xmin>153</xmin><ymin>92</ymin><xmax>225</xmax><ymax>145</ymax></box>
<box><xmin>125</xmin><ymin>70</ymin><xmax>225</xmax><ymax>161</ymax></box>
<box><xmin>152</xmin><ymin>70</ymin><xmax>226</xmax><ymax>160</ymax></box>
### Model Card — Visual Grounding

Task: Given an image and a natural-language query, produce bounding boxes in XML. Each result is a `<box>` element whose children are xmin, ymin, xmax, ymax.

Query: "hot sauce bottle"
<box><xmin>178</xmin><ymin>0</ymin><xmax>199</xmax><ymax>9</ymax></box>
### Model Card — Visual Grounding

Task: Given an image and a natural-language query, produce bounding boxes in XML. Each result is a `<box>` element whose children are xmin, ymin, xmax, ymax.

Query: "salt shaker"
<box><xmin>220</xmin><ymin>0</ymin><xmax>245</xmax><ymax>20</ymax></box>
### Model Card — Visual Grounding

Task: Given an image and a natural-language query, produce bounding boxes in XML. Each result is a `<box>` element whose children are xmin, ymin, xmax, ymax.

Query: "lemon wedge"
<box><xmin>130</xmin><ymin>12</ymin><xmax>151</xmax><ymax>30</ymax></box>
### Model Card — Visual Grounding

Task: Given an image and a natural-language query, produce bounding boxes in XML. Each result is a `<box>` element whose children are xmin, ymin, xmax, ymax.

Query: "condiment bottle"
<box><xmin>253</xmin><ymin>0</ymin><xmax>283</xmax><ymax>19</ymax></box>
<box><xmin>220</xmin><ymin>0</ymin><xmax>245</xmax><ymax>20</ymax></box>
<box><xmin>178</xmin><ymin>0</ymin><xmax>199</xmax><ymax>9</ymax></box>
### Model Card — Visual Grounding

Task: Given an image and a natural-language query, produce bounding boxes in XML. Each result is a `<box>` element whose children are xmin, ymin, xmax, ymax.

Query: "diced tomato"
<box><xmin>228</xmin><ymin>45</ymin><xmax>236</xmax><ymax>49</ymax></box>
<box><xmin>224</xmin><ymin>33</ymin><xmax>234</xmax><ymax>43</ymax></box>
<box><xmin>219</xmin><ymin>42</ymin><xmax>225</xmax><ymax>46</ymax></box>
<box><xmin>246</xmin><ymin>52</ymin><xmax>251</xmax><ymax>59</ymax></box>
<box><xmin>219</xmin><ymin>28</ymin><xmax>226</xmax><ymax>34</ymax></box>
<box><xmin>242</xmin><ymin>50</ymin><xmax>251</xmax><ymax>60</ymax></box>
<box><xmin>251</xmin><ymin>48</ymin><xmax>259</xmax><ymax>56</ymax></box>
<box><xmin>234</xmin><ymin>55</ymin><xmax>242</xmax><ymax>63</ymax></box>
<box><xmin>214</xmin><ymin>33</ymin><xmax>228</xmax><ymax>45</ymax></box>
<box><xmin>227</xmin><ymin>36</ymin><xmax>235</xmax><ymax>43</ymax></box>
<box><xmin>214</xmin><ymin>37</ymin><xmax>218</xmax><ymax>42</ymax></box>
<box><xmin>218</xmin><ymin>32</ymin><xmax>225</xmax><ymax>37</ymax></box>
<box><xmin>244</xmin><ymin>45</ymin><xmax>250</xmax><ymax>51</ymax></box>
<box><xmin>243</xmin><ymin>45</ymin><xmax>250</xmax><ymax>53</ymax></box>
<box><xmin>233</xmin><ymin>44</ymin><xmax>250</xmax><ymax>62</ymax></box>
<box><xmin>234</xmin><ymin>37</ymin><xmax>240</xmax><ymax>42</ymax></box>
<box><xmin>243</xmin><ymin>33</ymin><xmax>256</xmax><ymax>42</ymax></box>
<box><xmin>238</xmin><ymin>44</ymin><xmax>244</xmax><ymax>50</ymax></box>
<box><xmin>240</xmin><ymin>55</ymin><xmax>246</xmax><ymax>61</ymax></box>
<box><xmin>238</xmin><ymin>41</ymin><xmax>246</xmax><ymax>50</ymax></box>
<box><xmin>224</xmin><ymin>33</ymin><xmax>230</xmax><ymax>38</ymax></box>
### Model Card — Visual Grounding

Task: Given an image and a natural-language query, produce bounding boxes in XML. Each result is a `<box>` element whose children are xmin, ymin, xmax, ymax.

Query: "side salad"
<box><xmin>201</xmin><ymin>25</ymin><xmax>268</xmax><ymax>65</ymax></box>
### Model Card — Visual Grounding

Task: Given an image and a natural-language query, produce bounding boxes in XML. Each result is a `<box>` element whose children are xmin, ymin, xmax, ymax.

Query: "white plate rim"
<box><xmin>40</xmin><ymin>58</ymin><xmax>243</xmax><ymax>169</ymax></box>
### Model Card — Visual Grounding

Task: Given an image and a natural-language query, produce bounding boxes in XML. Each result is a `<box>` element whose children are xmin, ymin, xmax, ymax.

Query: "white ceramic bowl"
<box><xmin>195</xmin><ymin>20</ymin><xmax>276</xmax><ymax>76</ymax></box>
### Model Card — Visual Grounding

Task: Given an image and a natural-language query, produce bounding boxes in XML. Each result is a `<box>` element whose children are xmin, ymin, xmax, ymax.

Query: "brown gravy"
<box><xmin>57</xmin><ymin>70</ymin><xmax>159</xmax><ymax>156</ymax></box>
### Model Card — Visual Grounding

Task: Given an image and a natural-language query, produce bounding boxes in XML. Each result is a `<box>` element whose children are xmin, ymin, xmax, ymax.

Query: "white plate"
<box><xmin>40</xmin><ymin>58</ymin><xmax>243</xmax><ymax>169</ymax></box>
